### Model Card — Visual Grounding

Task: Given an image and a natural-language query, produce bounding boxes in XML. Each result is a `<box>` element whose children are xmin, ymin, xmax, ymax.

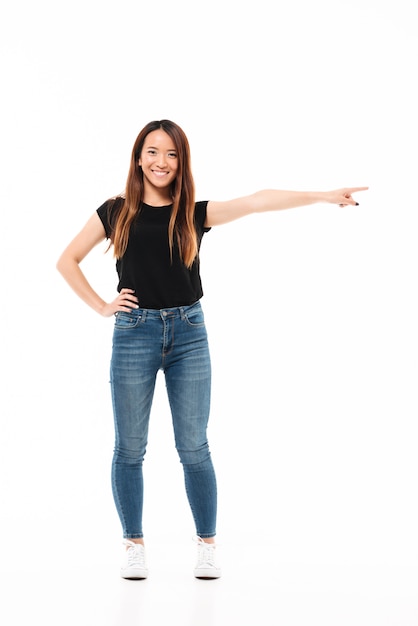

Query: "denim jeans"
<box><xmin>110</xmin><ymin>300</ymin><xmax>217</xmax><ymax>539</ymax></box>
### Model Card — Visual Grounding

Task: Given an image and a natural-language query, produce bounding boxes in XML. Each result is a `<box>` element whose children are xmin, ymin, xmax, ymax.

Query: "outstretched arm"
<box><xmin>56</xmin><ymin>212</ymin><xmax>139</xmax><ymax>317</ymax></box>
<box><xmin>205</xmin><ymin>187</ymin><xmax>369</xmax><ymax>227</ymax></box>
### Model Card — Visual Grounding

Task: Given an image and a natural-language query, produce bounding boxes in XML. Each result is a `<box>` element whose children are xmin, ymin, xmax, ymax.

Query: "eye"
<box><xmin>168</xmin><ymin>152</ymin><xmax>177</xmax><ymax>159</ymax></box>
<box><xmin>147</xmin><ymin>149</ymin><xmax>157</xmax><ymax>155</ymax></box>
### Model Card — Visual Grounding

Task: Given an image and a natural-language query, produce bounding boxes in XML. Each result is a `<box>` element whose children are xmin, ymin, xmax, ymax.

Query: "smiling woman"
<box><xmin>56</xmin><ymin>118</ymin><xmax>368</xmax><ymax>581</ymax></box>
<box><xmin>112</xmin><ymin>120</ymin><xmax>198</xmax><ymax>270</ymax></box>
<box><xmin>139</xmin><ymin>130</ymin><xmax>178</xmax><ymax>195</ymax></box>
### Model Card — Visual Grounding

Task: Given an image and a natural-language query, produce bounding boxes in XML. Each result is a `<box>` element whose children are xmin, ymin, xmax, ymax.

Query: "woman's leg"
<box><xmin>163</xmin><ymin>303</ymin><xmax>217</xmax><ymax>539</ymax></box>
<box><xmin>110</xmin><ymin>309</ymin><xmax>160</xmax><ymax>540</ymax></box>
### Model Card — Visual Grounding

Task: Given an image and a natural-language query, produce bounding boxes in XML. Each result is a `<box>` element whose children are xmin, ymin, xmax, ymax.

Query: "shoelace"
<box><xmin>123</xmin><ymin>540</ymin><xmax>146</xmax><ymax>568</ymax></box>
<box><xmin>194</xmin><ymin>536</ymin><xmax>217</xmax><ymax>567</ymax></box>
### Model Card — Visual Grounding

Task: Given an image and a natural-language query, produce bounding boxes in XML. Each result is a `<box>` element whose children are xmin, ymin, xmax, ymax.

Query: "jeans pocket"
<box><xmin>183</xmin><ymin>305</ymin><xmax>205</xmax><ymax>327</ymax></box>
<box><xmin>114</xmin><ymin>311</ymin><xmax>142</xmax><ymax>329</ymax></box>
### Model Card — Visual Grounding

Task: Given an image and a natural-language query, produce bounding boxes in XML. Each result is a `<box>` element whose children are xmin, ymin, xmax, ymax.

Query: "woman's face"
<box><xmin>139</xmin><ymin>129</ymin><xmax>178</xmax><ymax>198</ymax></box>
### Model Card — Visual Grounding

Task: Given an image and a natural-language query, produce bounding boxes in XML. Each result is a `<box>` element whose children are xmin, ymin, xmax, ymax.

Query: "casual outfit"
<box><xmin>97</xmin><ymin>198</ymin><xmax>220</xmax><ymax>578</ymax></box>
<box><xmin>97</xmin><ymin>198</ymin><xmax>209</xmax><ymax>309</ymax></box>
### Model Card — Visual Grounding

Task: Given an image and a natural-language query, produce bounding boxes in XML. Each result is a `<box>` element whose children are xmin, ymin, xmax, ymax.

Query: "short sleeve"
<box><xmin>96</xmin><ymin>197</ymin><xmax>124</xmax><ymax>239</ymax></box>
<box><xmin>195</xmin><ymin>200</ymin><xmax>211</xmax><ymax>234</ymax></box>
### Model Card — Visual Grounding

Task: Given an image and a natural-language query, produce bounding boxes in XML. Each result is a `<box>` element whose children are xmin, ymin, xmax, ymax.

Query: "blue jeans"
<box><xmin>110</xmin><ymin>300</ymin><xmax>217</xmax><ymax>539</ymax></box>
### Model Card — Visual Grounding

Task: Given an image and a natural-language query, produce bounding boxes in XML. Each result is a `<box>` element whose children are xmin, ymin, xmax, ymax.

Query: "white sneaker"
<box><xmin>193</xmin><ymin>536</ymin><xmax>222</xmax><ymax>579</ymax></box>
<box><xmin>120</xmin><ymin>540</ymin><xmax>148</xmax><ymax>579</ymax></box>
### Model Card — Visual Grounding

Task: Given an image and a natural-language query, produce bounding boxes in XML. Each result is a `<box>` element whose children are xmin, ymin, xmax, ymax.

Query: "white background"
<box><xmin>1</xmin><ymin>1</ymin><xmax>417</xmax><ymax>624</ymax></box>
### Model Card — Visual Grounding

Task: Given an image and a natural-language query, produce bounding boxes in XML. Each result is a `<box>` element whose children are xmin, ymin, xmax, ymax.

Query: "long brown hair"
<box><xmin>109</xmin><ymin>120</ymin><xmax>197</xmax><ymax>268</ymax></box>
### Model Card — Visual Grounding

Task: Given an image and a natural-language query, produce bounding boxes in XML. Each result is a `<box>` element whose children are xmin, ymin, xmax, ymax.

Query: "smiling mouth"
<box><xmin>152</xmin><ymin>170</ymin><xmax>169</xmax><ymax>177</ymax></box>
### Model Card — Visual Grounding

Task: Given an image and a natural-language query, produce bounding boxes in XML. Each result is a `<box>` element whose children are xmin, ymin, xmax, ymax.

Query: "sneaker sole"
<box><xmin>194</xmin><ymin>569</ymin><xmax>221</xmax><ymax>579</ymax></box>
<box><xmin>121</xmin><ymin>569</ymin><xmax>148</xmax><ymax>580</ymax></box>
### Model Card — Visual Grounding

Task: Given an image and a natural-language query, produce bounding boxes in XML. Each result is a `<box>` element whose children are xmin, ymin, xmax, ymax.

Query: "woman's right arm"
<box><xmin>56</xmin><ymin>212</ymin><xmax>138</xmax><ymax>317</ymax></box>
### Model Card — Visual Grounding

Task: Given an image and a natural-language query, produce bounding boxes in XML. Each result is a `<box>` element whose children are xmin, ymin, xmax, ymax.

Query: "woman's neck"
<box><xmin>143</xmin><ymin>190</ymin><xmax>173</xmax><ymax>207</ymax></box>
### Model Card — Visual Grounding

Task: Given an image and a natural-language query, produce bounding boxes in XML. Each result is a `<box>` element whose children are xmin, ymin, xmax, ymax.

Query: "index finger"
<box><xmin>348</xmin><ymin>186</ymin><xmax>369</xmax><ymax>193</ymax></box>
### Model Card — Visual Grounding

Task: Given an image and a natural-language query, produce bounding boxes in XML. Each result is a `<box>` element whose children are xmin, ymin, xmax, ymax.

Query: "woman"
<box><xmin>56</xmin><ymin>119</ymin><xmax>368</xmax><ymax>580</ymax></box>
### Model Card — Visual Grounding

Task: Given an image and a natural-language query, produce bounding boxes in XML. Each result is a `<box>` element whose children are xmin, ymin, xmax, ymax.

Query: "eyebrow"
<box><xmin>146</xmin><ymin>145</ymin><xmax>176</xmax><ymax>151</ymax></box>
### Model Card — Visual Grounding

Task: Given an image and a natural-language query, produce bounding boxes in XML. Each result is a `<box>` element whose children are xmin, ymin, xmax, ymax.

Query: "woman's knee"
<box><xmin>176</xmin><ymin>442</ymin><xmax>211</xmax><ymax>467</ymax></box>
<box><xmin>114</xmin><ymin>442</ymin><xmax>147</xmax><ymax>464</ymax></box>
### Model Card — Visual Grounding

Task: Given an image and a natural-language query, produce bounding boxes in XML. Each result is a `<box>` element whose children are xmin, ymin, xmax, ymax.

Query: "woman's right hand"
<box><xmin>101</xmin><ymin>289</ymin><xmax>139</xmax><ymax>317</ymax></box>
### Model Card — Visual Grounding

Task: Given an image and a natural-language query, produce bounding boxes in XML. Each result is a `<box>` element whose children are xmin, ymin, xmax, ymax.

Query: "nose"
<box><xmin>156</xmin><ymin>153</ymin><xmax>167</xmax><ymax>168</ymax></box>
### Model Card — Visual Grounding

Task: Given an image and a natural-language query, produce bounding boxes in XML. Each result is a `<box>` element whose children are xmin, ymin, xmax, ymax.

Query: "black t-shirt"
<box><xmin>97</xmin><ymin>198</ymin><xmax>211</xmax><ymax>309</ymax></box>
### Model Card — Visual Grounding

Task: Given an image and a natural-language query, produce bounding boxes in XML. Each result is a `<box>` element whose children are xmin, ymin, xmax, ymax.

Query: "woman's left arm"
<box><xmin>205</xmin><ymin>187</ymin><xmax>369</xmax><ymax>227</ymax></box>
